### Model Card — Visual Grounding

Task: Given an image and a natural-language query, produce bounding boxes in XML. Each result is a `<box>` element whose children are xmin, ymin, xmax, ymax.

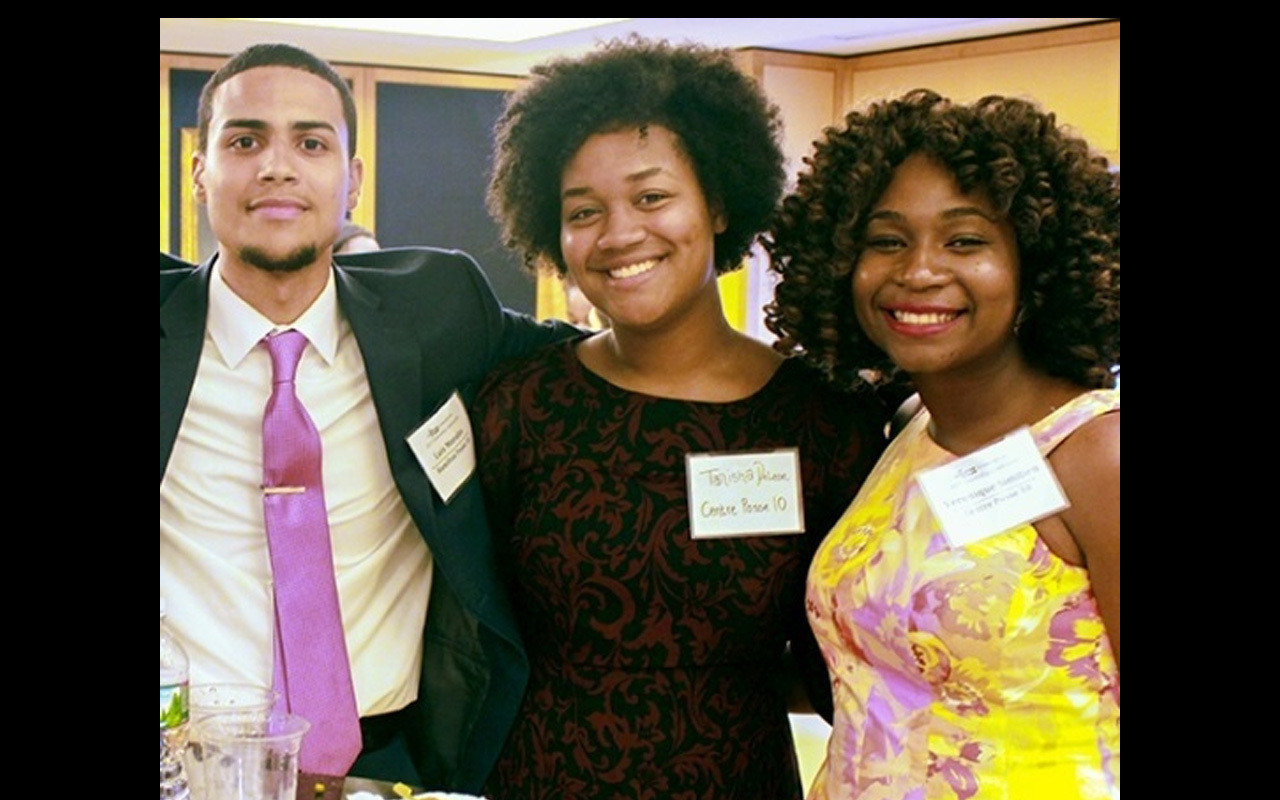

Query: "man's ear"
<box><xmin>346</xmin><ymin>156</ymin><xmax>364</xmax><ymax>214</ymax></box>
<box><xmin>192</xmin><ymin>151</ymin><xmax>208</xmax><ymax>205</ymax></box>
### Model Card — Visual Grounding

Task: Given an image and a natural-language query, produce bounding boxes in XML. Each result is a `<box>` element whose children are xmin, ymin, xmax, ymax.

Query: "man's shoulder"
<box><xmin>334</xmin><ymin>245</ymin><xmax>482</xmax><ymax>278</ymax></box>
<box><xmin>161</xmin><ymin>251</ymin><xmax>196</xmax><ymax>274</ymax></box>
<box><xmin>334</xmin><ymin>246</ymin><xmax>496</xmax><ymax>310</ymax></box>
<box><xmin>161</xmin><ymin>252</ymin><xmax>200</xmax><ymax>305</ymax></box>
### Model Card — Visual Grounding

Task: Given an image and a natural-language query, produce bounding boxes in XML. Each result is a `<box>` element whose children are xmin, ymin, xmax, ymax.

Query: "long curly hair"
<box><xmin>764</xmin><ymin>89</ymin><xmax>1120</xmax><ymax>391</ymax></box>
<box><xmin>487</xmin><ymin>35</ymin><xmax>785</xmax><ymax>276</ymax></box>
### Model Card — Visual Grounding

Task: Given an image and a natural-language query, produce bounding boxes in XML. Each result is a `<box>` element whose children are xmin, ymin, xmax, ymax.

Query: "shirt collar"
<box><xmin>207</xmin><ymin>258</ymin><xmax>342</xmax><ymax>368</ymax></box>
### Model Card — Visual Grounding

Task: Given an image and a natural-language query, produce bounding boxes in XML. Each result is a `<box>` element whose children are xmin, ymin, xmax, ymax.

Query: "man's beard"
<box><xmin>238</xmin><ymin>244</ymin><xmax>319</xmax><ymax>274</ymax></box>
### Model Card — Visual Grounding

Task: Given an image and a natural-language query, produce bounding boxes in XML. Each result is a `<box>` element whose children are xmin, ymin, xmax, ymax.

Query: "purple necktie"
<box><xmin>261</xmin><ymin>330</ymin><xmax>362</xmax><ymax>776</ymax></box>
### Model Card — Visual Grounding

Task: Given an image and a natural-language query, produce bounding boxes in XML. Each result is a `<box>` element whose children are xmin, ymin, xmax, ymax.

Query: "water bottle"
<box><xmin>160</xmin><ymin>597</ymin><xmax>191</xmax><ymax>799</ymax></box>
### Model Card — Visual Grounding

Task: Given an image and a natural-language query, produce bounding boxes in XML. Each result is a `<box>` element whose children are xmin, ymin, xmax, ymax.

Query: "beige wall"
<box><xmin>844</xmin><ymin>25</ymin><xmax>1119</xmax><ymax>164</ymax></box>
<box><xmin>742</xmin><ymin>21</ymin><xmax>1120</xmax><ymax>183</ymax></box>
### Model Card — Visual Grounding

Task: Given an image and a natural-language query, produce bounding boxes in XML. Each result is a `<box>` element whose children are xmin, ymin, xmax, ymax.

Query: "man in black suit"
<box><xmin>160</xmin><ymin>43</ymin><xmax>573</xmax><ymax>791</ymax></box>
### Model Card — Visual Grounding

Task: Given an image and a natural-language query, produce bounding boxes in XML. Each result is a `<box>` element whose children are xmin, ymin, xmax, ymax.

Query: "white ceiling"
<box><xmin>160</xmin><ymin>18</ymin><xmax>1110</xmax><ymax>76</ymax></box>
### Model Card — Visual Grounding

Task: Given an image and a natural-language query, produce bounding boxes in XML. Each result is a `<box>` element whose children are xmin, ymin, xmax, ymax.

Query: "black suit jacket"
<box><xmin>160</xmin><ymin>247</ymin><xmax>575</xmax><ymax>791</ymax></box>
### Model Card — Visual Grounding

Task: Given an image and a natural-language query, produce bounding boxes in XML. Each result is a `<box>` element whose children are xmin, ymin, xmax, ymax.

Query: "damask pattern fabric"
<box><xmin>806</xmin><ymin>390</ymin><xmax>1120</xmax><ymax>800</ymax></box>
<box><xmin>475</xmin><ymin>340</ymin><xmax>886</xmax><ymax>800</ymax></box>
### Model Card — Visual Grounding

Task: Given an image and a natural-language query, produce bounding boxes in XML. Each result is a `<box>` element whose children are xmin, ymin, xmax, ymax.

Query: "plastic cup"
<box><xmin>190</xmin><ymin>710</ymin><xmax>309</xmax><ymax>800</ymax></box>
<box><xmin>190</xmin><ymin>684</ymin><xmax>277</xmax><ymax>721</ymax></box>
<box><xmin>185</xmin><ymin>684</ymin><xmax>277</xmax><ymax>799</ymax></box>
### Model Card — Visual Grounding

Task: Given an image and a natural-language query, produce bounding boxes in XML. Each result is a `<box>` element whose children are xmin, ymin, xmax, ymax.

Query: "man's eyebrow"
<box><xmin>220</xmin><ymin>118</ymin><xmax>267</xmax><ymax>133</ymax></box>
<box><xmin>290</xmin><ymin>121</ymin><xmax>338</xmax><ymax>136</ymax></box>
<box><xmin>218</xmin><ymin>119</ymin><xmax>338</xmax><ymax>136</ymax></box>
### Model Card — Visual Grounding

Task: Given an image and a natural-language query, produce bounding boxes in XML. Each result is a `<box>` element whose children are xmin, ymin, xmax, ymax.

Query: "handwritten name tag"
<box><xmin>916</xmin><ymin>426</ymin><xmax>1069</xmax><ymax>548</ymax></box>
<box><xmin>406</xmin><ymin>390</ymin><xmax>475</xmax><ymax>504</ymax></box>
<box><xmin>686</xmin><ymin>449</ymin><xmax>804</xmax><ymax>539</ymax></box>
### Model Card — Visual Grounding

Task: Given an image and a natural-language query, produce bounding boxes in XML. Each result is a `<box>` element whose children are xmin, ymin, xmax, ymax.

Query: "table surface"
<box><xmin>298</xmin><ymin>773</ymin><xmax>424</xmax><ymax>799</ymax></box>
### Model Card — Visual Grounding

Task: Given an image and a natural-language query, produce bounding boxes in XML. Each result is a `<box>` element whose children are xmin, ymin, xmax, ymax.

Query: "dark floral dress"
<box><xmin>475</xmin><ymin>340</ymin><xmax>886</xmax><ymax>800</ymax></box>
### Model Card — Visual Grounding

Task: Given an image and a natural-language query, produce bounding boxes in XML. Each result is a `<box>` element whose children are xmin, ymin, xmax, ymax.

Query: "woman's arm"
<box><xmin>1049</xmin><ymin>411</ymin><xmax>1120</xmax><ymax>664</ymax></box>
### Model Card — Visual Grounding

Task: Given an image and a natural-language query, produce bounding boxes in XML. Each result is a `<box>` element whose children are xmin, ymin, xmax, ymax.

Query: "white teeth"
<box><xmin>893</xmin><ymin>310</ymin><xmax>958</xmax><ymax>325</ymax></box>
<box><xmin>608</xmin><ymin>259</ymin><xmax>658</xmax><ymax>279</ymax></box>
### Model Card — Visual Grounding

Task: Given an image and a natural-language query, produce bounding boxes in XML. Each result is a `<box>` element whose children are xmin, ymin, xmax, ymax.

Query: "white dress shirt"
<box><xmin>160</xmin><ymin>262</ymin><xmax>432</xmax><ymax>716</ymax></box>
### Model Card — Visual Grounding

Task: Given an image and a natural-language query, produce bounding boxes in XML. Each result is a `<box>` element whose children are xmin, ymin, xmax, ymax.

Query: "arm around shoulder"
<box><xmin>433</xmin><ymin>248</ymin><xmax>581</xmax><ymax>367</ymax></box>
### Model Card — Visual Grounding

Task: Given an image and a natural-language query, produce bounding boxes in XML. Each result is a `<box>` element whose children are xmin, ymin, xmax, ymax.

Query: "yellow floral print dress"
<box><xmin>806</xmin><ymin>390</ymin><xmax>1120</xmax><ymax>800</ymax></box>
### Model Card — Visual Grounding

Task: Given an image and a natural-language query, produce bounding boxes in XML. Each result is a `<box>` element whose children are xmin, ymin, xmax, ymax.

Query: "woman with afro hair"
<box><xmin>766</xmin><ymin>89</ymin><xmax>1120</xmax><ymax>799</ymax></box>
<box><xmin>472</xmin><ymin>36</ymin><xmax>890</xmax><ymax>799</ymax></box>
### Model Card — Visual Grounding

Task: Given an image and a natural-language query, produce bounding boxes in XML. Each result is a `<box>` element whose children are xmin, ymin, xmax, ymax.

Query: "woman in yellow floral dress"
<box><xmin>765</xmin><ymin>89</ymin><xmax>1119</xmax><ymax>799</ymax></box>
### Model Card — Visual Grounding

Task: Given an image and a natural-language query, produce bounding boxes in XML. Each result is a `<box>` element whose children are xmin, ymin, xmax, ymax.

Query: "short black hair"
<box><xmin>197</xmin><ymin>42</ymin><xmax>357</xmax><ymax>156</ymax></box>
<box><xmin>766</xmin><ymin>89</ymin><xmax>1120</xmax><ymax>391</ymax></box>
<box><xmin>487</xmin><ymin>35</ymin><xmax>785</xmax><ymax>276</ymax></box>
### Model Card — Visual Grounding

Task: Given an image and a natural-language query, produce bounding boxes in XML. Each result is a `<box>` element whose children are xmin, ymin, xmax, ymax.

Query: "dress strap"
<box><xmin>1033</xmin><ymin>389</ymin><xmax>1120</xmax><ymax>455</ymax></box>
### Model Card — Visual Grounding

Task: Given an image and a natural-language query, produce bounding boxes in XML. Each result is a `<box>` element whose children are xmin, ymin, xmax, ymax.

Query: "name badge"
<box><xmin>406</xmin><ymin>390</ymin><xmax>476</xmax><ymax>504</ymax></box>
<box><xmin>686</xmin><ymin>449</ymin><xmax>804</xmax><ymax>539</ymax></box>
<box><xmin>916</xmin><ymin>426</ymin><xmax>1069</xmax><ymax>548</ymax></box>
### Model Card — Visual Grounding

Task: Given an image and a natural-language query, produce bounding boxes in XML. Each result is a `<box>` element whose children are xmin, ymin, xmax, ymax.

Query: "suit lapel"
<box><xmin>333</xmin><ymin>266</ymin><xmax>433</xmax><ymax>515</ymax></box>
<box><xmin>160</xmin><ymin>258</ymin><xmax>213</xmax><ymax>482</ymax></box>
<box><xmin>161</xmin><ymin>261</ymin><xmax>434</xmax><ymax>518</ymax></box>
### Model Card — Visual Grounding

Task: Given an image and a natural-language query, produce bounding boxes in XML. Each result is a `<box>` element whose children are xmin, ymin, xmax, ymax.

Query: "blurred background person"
<box><xmin>562</xmin><ymin>273</ymin><xmax>609</xmax><ymax>329</ymax></box>
<box><xmin>766</xmin><ymin>88</ymin><xmax>1120</xmax><ymax>799</ymax></box>
<box><xmin>334</xmin><ymin>219</ymin><xmax>381</xmax><ymax>254</ymax></box>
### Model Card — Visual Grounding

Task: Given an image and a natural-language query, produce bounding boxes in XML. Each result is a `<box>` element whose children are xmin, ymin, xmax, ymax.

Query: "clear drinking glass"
<box><xmin>191</xmin><ymin>710</ymin><xmax>310</xmax><ymax>800</ymax></box>
<box><xmin>184</xmin><ymin>684</ymin><xmax>277</xmax><ymax>799</ymax></box>
<box><xmin>190</xmin><ymin>684</ymin><xmax>277</xmax><ymax>722</ymax></box>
